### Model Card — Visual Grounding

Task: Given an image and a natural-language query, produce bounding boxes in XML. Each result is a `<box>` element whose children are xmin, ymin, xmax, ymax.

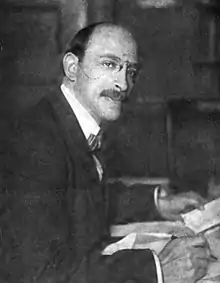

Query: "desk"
<box><xmin>107</xmin><ymin>176</ymin><xmax>170</xmax><ymax>187</ymax></box>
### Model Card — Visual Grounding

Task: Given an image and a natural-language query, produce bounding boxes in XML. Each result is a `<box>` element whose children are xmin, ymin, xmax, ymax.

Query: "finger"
<box><xmin>184</xmin><ymin>192</ymin><xmax>206</xmax><ymax>210</ymax></box>
<box><xmin>191</xmin><ymin>200</ymin><xmax>205</xmax><ymax>210</ymax></box>
<box><xmin>182</xmin><ymin>198</ymin><xmax>203</xmax><ymax>210</ymax></box>
<box><xmin>208</xmin><ymin>254</ymin><xmax>218</xmax><ymax>262</ymax></box>
<box><xmin>192</xmin><ymin>246</ymin><xmax>212</xmax><ymax>260</ymax></box>
<box><xmin>184</xmin><ymin>235</ymin><xmax>207</xmax><ymax>247</ymax></box>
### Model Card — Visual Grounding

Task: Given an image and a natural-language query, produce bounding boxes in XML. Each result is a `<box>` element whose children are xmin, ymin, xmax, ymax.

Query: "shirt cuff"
<box><xmin>152</xmin><ymin>251</ymin><xmax>163</xmax><ymax>283</ymax></box>
<box><xmin>154</xmin><ymin>186</ymin><xmax>169</xmax><ymax>211</ymax></box>
<box><xmin>154</xmin><ymin>186</ymin><xmax>161</xmax><ymax>210</ymax></box>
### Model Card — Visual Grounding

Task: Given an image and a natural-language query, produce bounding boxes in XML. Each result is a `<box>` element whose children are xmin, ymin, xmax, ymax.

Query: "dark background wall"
<box><xmin>105</xmin><ymin>0</ymin><xmax>220</xmax><ymax>196</ymax></box>
<box><xmin>0</xmin><ymin>0</ymin><xmax>87</xmax><ymax>160</ymax></box>
<box><xmin>0</xmin><ymin>0</ymin><xmax>220</xmax><ymax>195</ymax></box>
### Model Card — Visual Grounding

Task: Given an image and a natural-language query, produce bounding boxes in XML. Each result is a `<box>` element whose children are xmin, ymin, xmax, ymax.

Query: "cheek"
<box><xmin>88</xmin><ymin>78</ymin><xmax>111</xmax><ymax>98</ymax></box>
<box><xmin>94</xmin><ymin>75</ymin><xmax>114</xmax><ymax>90</ymax></box>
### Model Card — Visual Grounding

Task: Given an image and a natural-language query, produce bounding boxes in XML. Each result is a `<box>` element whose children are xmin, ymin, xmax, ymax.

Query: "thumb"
<box><xmin>183</xmin><ymin>192</ymin><xmax>206</xmax><ymax>210</ymax></box>
<box><xmin>180</xmin><ymin>196</ymin><xmax>205</xmax><ymax>212</ymax></box>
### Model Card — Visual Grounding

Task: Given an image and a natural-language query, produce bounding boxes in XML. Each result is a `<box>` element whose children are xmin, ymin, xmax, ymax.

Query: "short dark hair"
<box><xmin>65</xmin><ymin>22</ymin><xmax>113</xmax><ymax>62</ymax></box>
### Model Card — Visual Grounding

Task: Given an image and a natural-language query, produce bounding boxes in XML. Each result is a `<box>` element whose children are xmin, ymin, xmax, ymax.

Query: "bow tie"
<box><xmin>87</xmin><ymin>131</ymin><xmax>103</xmax><ymax>152</ymax></box>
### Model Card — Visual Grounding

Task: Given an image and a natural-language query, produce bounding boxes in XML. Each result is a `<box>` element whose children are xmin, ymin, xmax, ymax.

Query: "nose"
<box><xmin>114</xmin><ymin>65</ymin><xmax>129</xmax><ymax>92</ymax></box>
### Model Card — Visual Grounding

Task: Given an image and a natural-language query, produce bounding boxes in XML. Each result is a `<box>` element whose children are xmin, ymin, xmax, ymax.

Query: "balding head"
<box><xmin>65</xmin><ymin>22</ymin><xmax>137</xmax><ymax>62</ymax></box>
<box><xmin>85</xmin><ymin>23</ymin><xmax>137</xmax><ymax>62</ymax></box>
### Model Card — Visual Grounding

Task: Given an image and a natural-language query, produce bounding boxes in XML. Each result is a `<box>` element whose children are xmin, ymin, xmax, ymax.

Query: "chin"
<box><xmin>104</xmin><ymin>111</ymin><xmax>121</xmax><ymax>122</ymax></box>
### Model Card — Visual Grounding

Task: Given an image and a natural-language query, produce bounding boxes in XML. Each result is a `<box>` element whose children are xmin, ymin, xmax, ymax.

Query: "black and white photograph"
<box><xmin>0</xmin><ymin>0</ymin><xmax>220</xmax><ymax>282</ymax></box>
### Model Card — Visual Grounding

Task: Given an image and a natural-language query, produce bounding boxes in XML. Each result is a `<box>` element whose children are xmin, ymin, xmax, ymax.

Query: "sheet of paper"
<box><xmin>133</xmin><ymin>233</ymin><xmax>171</xmax><ymax>253</ymax></box>
<box><xmin>110</xmin><ymin>221</ymin><xmax>195</xmax><ymax>238</ymax></box>
<box><xmin>102</xmin><ymin>232</ymin><xmax>171</xmax><ymax>255</ymax></box>
<box><xmin>181</xmin><ymin>197</ymin><xmax>220</xmax><ymax>234</ymax></box>
<box><xmin>102</xmin><ymin>233</ymin><xmax>137</xmax><ymax>255</ymax></box>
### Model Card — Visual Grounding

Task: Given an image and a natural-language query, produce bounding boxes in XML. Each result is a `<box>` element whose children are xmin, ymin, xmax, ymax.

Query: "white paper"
<box><xmin>102</xmin><ymin>233</ymin><xmax>137</xmax><ymax>255</ymax></box>
<box><xmin>102</xmin><ymin>232</ymin><xmax>172</xmax><ymax>256</ymax></box>
<box><xmin>110</xmin><ymin>221</ymin><xmax>195</xmax><ymax>238</ymax></box>
<box><xmin>181</xmin><ymin>198</ymin><xmax>220</xmax><ymax>234</ymax></box>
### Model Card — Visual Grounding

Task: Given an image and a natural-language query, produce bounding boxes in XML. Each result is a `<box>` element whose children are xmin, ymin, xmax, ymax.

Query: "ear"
<box><xmin>63</xmin><ymin>52</ymin><xmax>79</xmax><ymax>81</ymax></box>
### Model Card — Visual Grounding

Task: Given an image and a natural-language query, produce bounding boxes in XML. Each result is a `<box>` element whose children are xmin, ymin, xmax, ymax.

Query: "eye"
<box><xmin>127</xmin><ymin>68</ymin><xmax>138</xmax><ymax>79</ymax></box>
<box><xmin>102</xmin><ymin>61</ymin><xmax>117</xmax><ymax>69</ymax></box>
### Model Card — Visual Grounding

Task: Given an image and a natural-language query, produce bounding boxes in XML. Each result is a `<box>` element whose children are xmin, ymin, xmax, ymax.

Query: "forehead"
<box><xmin>84</xmin><ymin>26</ymin><xmax>138</xmax><ymax>62</ymax></box>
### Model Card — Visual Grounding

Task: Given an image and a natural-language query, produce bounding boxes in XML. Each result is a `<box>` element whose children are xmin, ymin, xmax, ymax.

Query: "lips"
<box><xmin>101</xmin><ymin>89</ymin><xmax>126</xmax><ymax>102</ymax></box>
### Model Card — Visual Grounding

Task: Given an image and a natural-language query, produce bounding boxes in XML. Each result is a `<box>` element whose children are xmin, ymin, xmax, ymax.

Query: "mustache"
<box><xmin>100</xmin><ymin>89</ymin><xmax>127</xmax><ymax>101</ymax></box>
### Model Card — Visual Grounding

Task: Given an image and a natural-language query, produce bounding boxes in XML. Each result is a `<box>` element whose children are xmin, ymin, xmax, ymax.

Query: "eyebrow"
<box><xmin>99</xmin><ymin>54</ymin><xmax>139</xmax><ymax>67</ymax></box>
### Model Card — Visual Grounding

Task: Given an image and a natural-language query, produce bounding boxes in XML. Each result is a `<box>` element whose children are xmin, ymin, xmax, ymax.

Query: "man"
<box><xmin>2</xmin><ymin>22</ymin><xmax>211</xmax><ymax>283</ymax></box>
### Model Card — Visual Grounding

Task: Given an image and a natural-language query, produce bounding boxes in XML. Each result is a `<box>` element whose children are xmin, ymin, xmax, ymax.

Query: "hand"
<box><xmin>157</xmin><ymin>191</ymin><xmax>206</xmax><ymax>221</ymax></box>
<box><xmin>159</xmin><ymin>235</ymin><xmax>211</xmax><ymax>283</ymax></box>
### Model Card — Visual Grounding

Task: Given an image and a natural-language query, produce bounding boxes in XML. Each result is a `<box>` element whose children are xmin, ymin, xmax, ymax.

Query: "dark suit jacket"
<box><xmin>1</xmin><ymin>89</ymin><xmax>159</xmax><ymax>283</ymax></box>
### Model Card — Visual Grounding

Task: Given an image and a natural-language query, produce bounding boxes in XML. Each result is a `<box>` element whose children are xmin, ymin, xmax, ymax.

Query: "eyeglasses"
<box><xmin>79</xmin><ymin>56</ymin><xmax>140</xmax><ymax>82</ymax></box>
<box><xmin>100</xmin><ymin>59</ymin><xmax>139</xmax><ymax>81</ymax></box>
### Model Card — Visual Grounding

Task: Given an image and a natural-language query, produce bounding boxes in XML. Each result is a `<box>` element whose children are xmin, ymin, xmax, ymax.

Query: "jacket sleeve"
<box><xmin>1</xmin><ymin>118</ymin><xmax>71</xmax><ymax>282</ymax></box>
<box><xmin>87</xmin><ymin>248</ymin><xmax>158</xmax><ymax>283</ymax></box>
<box><xmin>1</xmin><ymin>118</ymin><xmax>158</xmax><ymax>283</ymax></box>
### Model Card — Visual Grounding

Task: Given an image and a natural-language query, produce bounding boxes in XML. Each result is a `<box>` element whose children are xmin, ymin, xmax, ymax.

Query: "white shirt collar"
<box><xmin>61</xmin><ymin>83</ymin><xmax>100</xmax><ymax>139</ymax></box>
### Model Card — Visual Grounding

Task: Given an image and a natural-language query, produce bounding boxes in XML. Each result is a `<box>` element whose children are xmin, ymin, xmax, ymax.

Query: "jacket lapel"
<box><xmin>46</xmin><ymin>88</ymin><xmax>105</xmax><ymax>203</ymax></box>
<box><xmin>47</xmin><ymin>88</ymin><xmax>110</xmax><ymax>246</ymax></box>
<box><xmin>48</xmin><ymin>88</ymin><xmax>89</xmax><ymax>155</ymax></box>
